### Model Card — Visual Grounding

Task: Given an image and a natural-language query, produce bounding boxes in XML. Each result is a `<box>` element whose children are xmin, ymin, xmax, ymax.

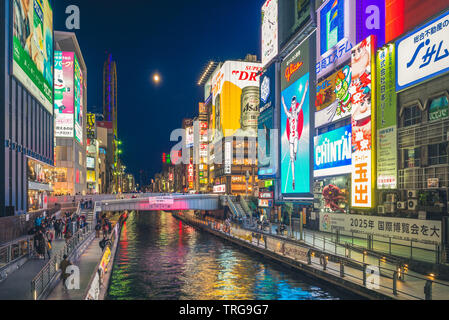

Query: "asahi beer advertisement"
<box><xmin>396</xmin><ymin>9</ymin><xmax>449</xmax><ymax>92</ymax></box>
<box><xmin>281</xmin><ymin>36</ymin><xmax>312</xmax><ymax>195</ymax></box>
<box><xmin>54</xmin><ymin>51</ymin><xmax>74</xmax><ymax>138</ymax></box>
<box><xmin>351</xmin><ymin>35</ymin><xmax>376</xmax><ymax>208</ymax></box>
<box><xmin>74</xmin><ymin>55</ymin><xmax>84</xmax><ymax>145</ymax></box>
<box><xmin>13</xmin><ymin>0</ymin><xmax>53</xmax><ymax>112</ymax></box>
<box><xmin>316</xmin><ymin>0</ymin><xmax>356</xmax><ymax>79</ymax></box>
<box><xmin>377</xmin><ymin>44</ymin><xmax>397</xmax><ymax>189</ymax></box>
<box><xmin>261</xmin><ymin>0</ymin><xmax>278</xmax><ymax>67</ymax></box>
<box><xmin>319</xmin><ymin>212</ymin><xmax>442</xmax><ymax>244</ymax></box>
<box><xmin>211</xmin><ymin>61</ymin><xmax>263</xmax><ymax>142</ymax></box>
<box><xmin>314</xmin><ymin>125</ymin><xmax>352</xmax><ymax>178</ymax></box>
<box><xmin>315</xmin><ymin>65</ymin><xmax>352</xmax><ymax>127</ymax></box>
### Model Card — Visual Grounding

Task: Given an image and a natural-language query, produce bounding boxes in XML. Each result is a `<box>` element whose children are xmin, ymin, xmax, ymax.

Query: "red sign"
<box><xmin>259</xmin><ymin>192</ymin><xmax>273</xmax><ymax>199</ymax></box>
<box><xmin>284</xmin><ymin>61</ymin><xmax>303</xmax><ymax>82</ymax></box>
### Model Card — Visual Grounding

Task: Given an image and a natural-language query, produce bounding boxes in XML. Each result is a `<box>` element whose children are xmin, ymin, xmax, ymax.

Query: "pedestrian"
<box><xmin>95</xmin><ymin>222</ymin><xmax>101</xmax><ymax>238</ymax></box>
<box><xmin>60</xmin><ymin>255</ymin><xmax>71</xmax><ymax>290</ymax></box>
<box><xmin>99</xmin><ymin>237</ymin><xmax>111</xmax><ymax>252</ymax></box>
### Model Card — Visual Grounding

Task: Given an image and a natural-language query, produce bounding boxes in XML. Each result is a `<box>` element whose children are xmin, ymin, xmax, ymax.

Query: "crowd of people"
<box><xmin>29</xmin><ymin>210</ymin><xmax>89</xmax><ymax>260</ymax></box>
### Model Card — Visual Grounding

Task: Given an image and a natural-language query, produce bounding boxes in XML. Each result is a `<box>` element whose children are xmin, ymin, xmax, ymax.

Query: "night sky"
<box><xmin>53</xmin><ymin>0</ymin><xmax>264</xmax><ymax>182</ymax></box>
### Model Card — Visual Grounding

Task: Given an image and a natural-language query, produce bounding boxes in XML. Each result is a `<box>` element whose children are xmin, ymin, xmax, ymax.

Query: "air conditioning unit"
<box><xmin>385</xmin><ymin>203</ymin><xmax>396</xmax><ymax>213</ymax></box>
<box><xmin>397</xmin><ymin>201</ymin><xmax>407</xmax><ymax>210</ymax></box>
<box><xmin>408</xmin><ymin>199</ymin><xmax>418</xmax><ymax>211</ymax></box>
<box><xmin>378</xmin><ymin>206</ymin><xmax>385</xmax><ymax>214</ymax></box>
<box><xmin>407</xmin><ymin>190</ymin><xmax>418</xmax><ymax>199</ymax></box>
<box><xmin>386</xmin><ymin>194</ymin><xmax>397</xmax><ymax>203</ymax></box>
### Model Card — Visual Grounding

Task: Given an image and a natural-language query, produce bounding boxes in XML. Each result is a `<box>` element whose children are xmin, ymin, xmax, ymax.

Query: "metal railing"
<box><xmin>177</xmin><ymin>212</ymin><xmax>449</xmax><ymax>300</ymax></box>
<box><xmin>0</xmin><ymin>236</ymin><xmax>33</xmax><ymax>279</ymax></box>
<box><xmin>30</xmin><ymin>224</ymin><xmax>93</xmax><ymax>300</ymax></box>
<box><xmin>84</xmin><ymin>215</ymin><xmax>125</xmax><ymax>300</ymax></box>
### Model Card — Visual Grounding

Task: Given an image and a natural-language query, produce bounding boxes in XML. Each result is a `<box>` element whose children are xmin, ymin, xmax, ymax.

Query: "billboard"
<box><xmin>86</xmin><ymin>170</ymin><xmax>96</xmax><ymax>183</ymax></box>
<box><xmin>350</xmin><ymin>35</ymin><xmax>376</xmax><ymax>208</ymax></box>
<box><xmin>185</xmin><ymin>126</ymin><xmax>194</xmax><ymax>148</ymax></box>
<box><xmin>211</xmin><ymin>61</ymin><xmax>263</xmax><ymax>141</ymax></box>
<box><xmin>315</xmin><ymin>65</ymin><xmax>352</xmax><ymax>127</ymax></box>
<box><xmin>74</xmin><ymin>55</ymin><xmax>84</xmax><ymax>144</ymax></box>
<box><xmin>12</xmin><ymin>0</ymin><xmax>53</xmax><ymax>113</ymax></box>
<box><xmin>86</xmin><ymin>113</ymin><xmax>96</xmax><ymax>139</ymax></box>
<box><xmin>319</xmin><ymin>212</ymin><xmax>442</xmax><ymax>244</ymax></box>
<box><xmin>314</xmin><ymin>125</ymin><xmax>352</xmax><ymax>177</ymax></box>
<box><xmin>86</xmin><ymin>156</ymin><xmax>95</xmax><ymax>169</ymax></box>
<box><xmin>258</xmin><ymin>64</ymin><xmax>277</xmax><ymax>178</ymax></box>
<box><xmin>396</xmin><ymin>10</ymin><xmax>449</xmax><ymax>92</ymax></box>
<box><xmin>280</xmin><ymin>35</ymin><xmax>313</xmax><ymax>196</ymax></box>
<box><xmin>316</xmin><ymin>0</ymin><xmax>356</xmax><ymax>79</ymax></box>
<box><xmin>54</xmin><ymin>51</ymin><xmax>74</xmax><ymax>137</ymax></box>
<box><xmin>279</xmin><ymin>0</ymin><xmax>311</xmax><ymax>48</ymax></box>
<box><xmin>261</xmin><ymin>0</ymin><xmax>278</xmax><ymax>67</ymax></box>
<box><xmin>385</xmin><ymin>0</ymin><xmax>449</xmax><ymax>43</ymax></box>
<box><xmin>377</xmin><ymin>44</ymin><xmax>397</xmax><ymax>189</ymax></box>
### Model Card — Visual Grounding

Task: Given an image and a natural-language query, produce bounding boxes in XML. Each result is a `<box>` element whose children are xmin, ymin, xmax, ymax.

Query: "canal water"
<box><xmin>107</xmin><ymin>211</ymin><xmax>360</xmax><ymax>300</ymax></box>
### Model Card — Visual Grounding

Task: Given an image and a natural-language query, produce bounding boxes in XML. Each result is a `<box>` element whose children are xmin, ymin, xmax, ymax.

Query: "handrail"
<box><xmin>179</xmin><ymin>213</ymin><xmax>449</xmax><ymax>300</ymax></box>
<box><xmin>30</xmin><ymin>223</ymin><xmax>93</xmax><ymax>300</ymax></box>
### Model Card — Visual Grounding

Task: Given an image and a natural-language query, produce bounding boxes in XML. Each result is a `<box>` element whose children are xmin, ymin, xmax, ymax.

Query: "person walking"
<box><xmin>95</xmin><ymin>222</ymin><xmax>101</xmax><ymax>238</ymax></box>
<box><xmin>60</xmin><ymin>255</ymin><xmax>71</xmax><ymax>290</ymax></box>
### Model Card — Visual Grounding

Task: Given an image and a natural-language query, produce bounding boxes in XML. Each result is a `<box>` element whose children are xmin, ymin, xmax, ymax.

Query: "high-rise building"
<box><xmin>1</xmin><ymin>0</ymin><xmax>55</xmax><ymax>215</ymax></box>
<box><xmin>53</xmin><ymin>31</ymin><xmax>88</xmax><ymax>196</ymax></box>
<box><xmin>103</xmin><ymin>54</ymin><xmax>118</xmax><ymax>138</ymax></box>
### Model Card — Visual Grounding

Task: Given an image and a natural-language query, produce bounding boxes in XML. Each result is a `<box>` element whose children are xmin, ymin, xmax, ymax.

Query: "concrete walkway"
<box><xmin>47</xmin><ymin>237</ymin><xmax>103</xmax><ymax>300</ymax></box>
<box><xmin>0</xmin><ymin>239</ymin><xmax>66</xmax><ymax>300</ymax></box>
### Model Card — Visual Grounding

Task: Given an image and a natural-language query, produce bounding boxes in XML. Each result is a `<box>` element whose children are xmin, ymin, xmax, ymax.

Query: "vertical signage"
<box><xmin>74</xmin><ymin>55</ymin><xmax>83</xmax><ymax>144</ymax></box>
<box><xmin>54</xmin><ymin>51</ymin><xmax>74</xmax><ymax>137</ymax></box>
<box><xmin>377</xmin><ymin>44</ymin><xmax>397</xmax><ymax>189</ymax></box>
<box><xmin>225</xmin><ymin>141</ymin><xmax>232</xmax><ymax>174</ymax></box>
<box><xmin>86</xmin><ymin>113</ymin><xmax>96</xmax><ymax>139</ymax></box>
<box><xmin>316</xmin><ymin>0</ymin><xmax>356</xmax><ymax>79</ymax></box>
<box><xmin>281</xmin><ymin>34</ymin><xmax>314</xmax><ymax>196</ymax></box>
<box><xmin>351</xmin><ymin>35</ymin><xmax>376</xmax><ymax>208</ymax></box>
<box><xmin>261</xmin><ymin>0</ymin><xmax>278</xmax><ymax>67</ymax></box>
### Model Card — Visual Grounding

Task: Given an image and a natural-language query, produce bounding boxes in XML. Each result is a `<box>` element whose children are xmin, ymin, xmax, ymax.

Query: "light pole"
<box><xmin>245</xmin><ymin>170</ymin><xmax>250</xmax><ymax>198</ymax></box>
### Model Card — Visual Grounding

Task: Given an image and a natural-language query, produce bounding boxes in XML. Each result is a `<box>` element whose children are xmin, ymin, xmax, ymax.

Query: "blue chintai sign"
<box><xmin>314</xmin><ymin>125</ymin><xmax>352</xmax><ymax>178</ymax></box>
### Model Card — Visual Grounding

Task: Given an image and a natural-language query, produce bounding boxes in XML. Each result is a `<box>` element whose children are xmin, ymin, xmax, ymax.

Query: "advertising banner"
<box><xmin>224</xmin><ymin>141</ymin><xmax>232</xmax><ymax>174</ymax></box>
<box><xmin>86</xmin><ymin>170</ymin><xmax>96</xmax><ymax>183</ymax></box>
<box><xmin>261</xmin><ymin>0</ymin><xmax>278</xmax><ymax>67</ymax></box>
<box><xmin>351</xmin><ymin>35</ymin><xmax>376</xmax><ymax>208</ymax></box>
<box><xmin>376</xmin><ymin>44</ymin><xmax>397</xmax><ymax>189</ymax></box>
<box><xmin>281</xmin><ymin>35</ymin><xmax>313</xmax><ymax>196</ymax></box>
<box><xmin>258</xmin><ymin>64</ymin><xmax>278</xmax><ymax>178</ymax></box>
<box><xmin>396</xmin><ymin>10</ymin><xmax>449</xmax><ymax>92</ymax></box>
<box><xmin>316</xmin><ymin>0</ymin><xmax>356</xmax><ymax>79</ymax></box>
<box><xmin>185</xmin><ymin>126</ymin><xmax>194</xmax><ymax>148</ymax></box>
<box><xmin>54</xmin><ymin>51</ymin><xmax>74</xmax><ymax>137</ymax></box>
<box><xmin>211</xmin><ymin>61</ymin><xmax>263</xmax><ymax>141</ymax></box>
<box><xmin>86</xmin><ymin>113</ymin><xmax>96</xmax><ymax>139</ymax></box>
<box><xmin>314</xmin><ymin>125</ymin><xmax>352</xmax><ymax>177</ymax></box>
<box><xmin>279</xmin><ymin>0</ymin><xmax>311</xmax><ymax>48</ymax></box>
<box><xmin>86</xmin><ymin>156</ymin><xmax>95</xmax><ymax>169</ymax></box>
<box><xmin>74</xmin><ymin>55</ymin><xmax>83</xmax><ymax>144</ymax></box>
<box><xmin>213</xmin><ymin>184</ymin><xmax>226</xmax><ymax>193</ymax></box>
<box><xmin>315</xmin><ymin>65</ymin><xmax>352</xmax><ymax>127</ymax></box>
<box><xmin>319</xmin><ymin>212</ymin><xmax>442</xmax><ymax>244</ymax></box>
<box><xmin>12</xmin><ymin>0</ymin><xmax>53</xmax><ymax>113</ymax></box>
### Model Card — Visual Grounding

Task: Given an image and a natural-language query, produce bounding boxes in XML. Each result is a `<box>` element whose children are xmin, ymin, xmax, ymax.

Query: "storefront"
<box><xmin>395</xmin><ymin>9</ymin><xmax>449</xmax><ymax>221</ymax></box>
<box><xmin>27</xmin><ymin>159</ymin><xmax>54</xmax><ymax>211</ymax></box>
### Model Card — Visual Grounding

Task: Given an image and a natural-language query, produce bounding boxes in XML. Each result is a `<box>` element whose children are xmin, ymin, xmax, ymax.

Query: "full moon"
<box><xmin>153</xmin><ymin>73</ymin><xmax>161</xmax><ymax>84</ymax></box>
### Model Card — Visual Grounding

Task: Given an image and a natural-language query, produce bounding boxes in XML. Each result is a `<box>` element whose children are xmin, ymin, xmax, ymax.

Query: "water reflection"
<box><xmin>107</xmin><ymin>211</ymin><xmax>357</xmax><ymax>300</ymax></box>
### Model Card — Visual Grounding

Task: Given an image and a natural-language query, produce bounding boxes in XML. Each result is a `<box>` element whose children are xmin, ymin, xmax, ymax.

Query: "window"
<box><xmin>428</xmin><ymin>143</ymin><xmax>448</xmax><ymax>166</ymax></box>
<box><xmin>428</xmin><ymin>96</ymin><xmax>449</xmax><ymax>121</ymax></box>
<box><xmin>403</xmin><ymin>105</ymin><xmax>422</xmax><ymax>127</ymax></box>
<box><xmin>404</xmin><ymin>148</ymin><xmax>421</xmax><ymax>168</ymax></box>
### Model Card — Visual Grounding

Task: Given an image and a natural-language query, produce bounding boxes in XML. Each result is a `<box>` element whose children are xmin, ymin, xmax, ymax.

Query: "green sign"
<box><xmin>376</xmin><ymin>44</ymin><xmax>397</xmax><ymax>189</ymax></box>
<box><xmin>264</xmin><ymin>180</ymin><xmax>274</xmax><ymax>188</ymax></box>
<box><xmin>13</xmin><ymin>0</ymin><xmax>54</xmax><ymax>113</ymax></box>
<box><xmin>429</xmin><ymin>96</ymin><xmax>449</xmax><ymax>121</ymax></box>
